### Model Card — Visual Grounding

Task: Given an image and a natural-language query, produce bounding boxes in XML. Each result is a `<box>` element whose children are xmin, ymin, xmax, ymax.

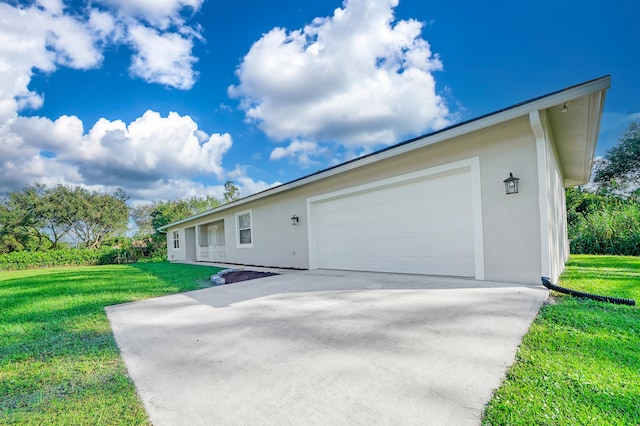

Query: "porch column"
<box><xmin>195</xmin><ymin>225</ymin><xmax>200</xmax><ymax>261</ymax></box>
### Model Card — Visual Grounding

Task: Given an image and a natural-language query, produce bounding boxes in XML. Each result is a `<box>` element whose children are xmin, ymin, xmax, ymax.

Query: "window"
<box><xmin>236</xmin><ymin>210</ymin><xmax>253</xmax><ymax>247</ymax></box>
<box><xmin>173</xmin><ymin>230</ymin><xmax>180</xmax><ymax>249</ymax></box>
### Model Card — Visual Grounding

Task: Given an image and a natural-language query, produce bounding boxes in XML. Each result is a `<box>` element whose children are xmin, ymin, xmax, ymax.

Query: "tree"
<box><xmin>0</xmin><ymin>184</ymin><xmax>130</xmax><ymax>252</ymax></box>
<box><xmin>131</xmin><ymin>203</ymin><xmax>156</xmax><ymax>237</ymax></box>
<box><xmin>0</xmin><ymin>201</ymin><xmax>31</xmax><ymax>253</ymax></box>
<box><xmin>150</xmin><ymin>201</ymin><xmax>193</xmax><ymax>230</ymax></box>
<box><xmin>132</xmin><ymin>196</ymin><xmax>221</xmax><ymax>237</ymax></box>
<box><xmin>593</xmin><ymin>121</ymin><xmax>640</xmax><ymax>194</ymax></box>
<box><xmin>0</xmin><ymin>184</ymin><xmax>54</xmax><ymax>252</ymax></box>
<box><xmin>223</xmin><ymin>181</ymin><xmax>240</xmax><ymax>203</ymax></box>
<box><xmin>186</xmin><ymin>195</ymin><xmax>222</xmax><ymax>216</ymax></box>
<box><xmin>40</xmin><ymin>185</ymin><xmax>76</xmax><ymax>248</ymax></box>
<box><xmin>40</xmin><ymin>186</ymin><xmax>130</xmax><ymax>249</ymax></box>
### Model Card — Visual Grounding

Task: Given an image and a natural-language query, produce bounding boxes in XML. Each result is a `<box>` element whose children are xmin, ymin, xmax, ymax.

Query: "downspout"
<box><xmin>530</xmin><ymin>110</ymin><xmax>552</xmax><ymax>280</ymax></box>
<box><xmin>157</xmin><ymin>229</ymin><xmax>170</xmax><ymax>261</ymax></box>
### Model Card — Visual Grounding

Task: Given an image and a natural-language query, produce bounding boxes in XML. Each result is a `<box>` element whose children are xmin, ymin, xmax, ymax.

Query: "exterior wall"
<box><xmin>168</xmin><ymin>228</ymin><xmax>186</xmax><ymax>262</ymax></box>
<box><xmin>168</xmin><ymin>115</ymin><xmax>546</xmax><ymax>283</ymax></box>
<box><xmin>167</xmin><ymin>196</ymin><xmax>310</xmax><ymax>269</ymax></box>
<box><xmin>225</xmin><ymin>197</ymin><xmax>310</xmax><ymax>268</ymax></box>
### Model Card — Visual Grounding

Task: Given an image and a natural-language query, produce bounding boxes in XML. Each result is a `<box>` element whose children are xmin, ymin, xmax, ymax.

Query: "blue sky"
<box><xmin>1</xmin><ymin>0</ymin><xmax>638</xmax><ymax>204</ymax></box>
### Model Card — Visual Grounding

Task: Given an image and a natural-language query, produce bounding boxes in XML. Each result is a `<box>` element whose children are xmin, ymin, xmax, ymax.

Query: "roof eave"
<box><xmin>159</xmin><ymin>76</ymin><xmax>611</xmax><ymax>231</ymax></box>
<box><xmin>544</xmin><ymin>79</ymin><xmax>609</xmax><ymax>187</ymax></box>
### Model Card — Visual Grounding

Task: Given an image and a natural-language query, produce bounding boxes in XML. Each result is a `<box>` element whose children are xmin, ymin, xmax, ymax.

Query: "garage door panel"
<box><xmin>310</xmin><ymin>169</ymin><xmax>477</xmax><ymax>277</ymax></box>
<box><xmin>315</xmin><ymin>202</ymin><xmax>473</xmax><ymax>229</ymax></box>
<box><xmin>316</xmin><ymin>219</ymin><xmax>472</xmax><ymax>242</ymax></box>
<box><xmin>317</xmin><ymin>230</ymin><xmax>474</xmax><ymax>249</ymax></box>
<box><xmin>317</xmin><ymin>185</ymin><xmax>471</xmax><ymax>218</ymax></box>
<box><xmin>317</xmin><ymin>235</ymin><xmax>474</xmax><ymax>258</ymax></box>
<box><xmin>317</xmin><ymin>254</ymin><xmax>474</xmax><ymax>276</ymax></box>
<box><xmin>316</xmin><ymin>211</ymin><xmax>473</xmax><ymax>241</ymax></box>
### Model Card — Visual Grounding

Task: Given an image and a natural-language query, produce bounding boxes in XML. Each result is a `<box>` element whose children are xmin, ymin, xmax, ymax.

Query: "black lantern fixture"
<box><xmin>503</xmin><ymin>173</ymin><xmax>520</xmax><ymax>195</ymax></box>
<box><xmin>291</xmin><ymin>214</ymin><xmax>299</xmax><ymax>225</ymax></box>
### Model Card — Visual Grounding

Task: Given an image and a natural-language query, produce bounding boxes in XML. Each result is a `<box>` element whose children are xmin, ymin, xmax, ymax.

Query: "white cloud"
<box><xmin>88</xmin><ymin>9</ymin><xmax>122</xmax><ymax>42</ymax></box>
<box><xmin>0</xmin><ymin>1</ymin><xmax>216</xmax><ymax>202</ymax></box>
<box><xmin>0</xmin><ymin>2</ymin><xmax>103</xmax><ymax>121</ymax></box>
<box><xmin>111</xmin><ymin>163</ymin><xmax>281</xmax><ymax>204</ymax></box>
<box><xmin>89</xmin><ymin>0</ymin><xmax>203</xmax><ymax>89</ymax></box>
<box><xmin>0</xmin><ymin>0</ymin><xmax>201</xmax><ymax>139</ymax></box>
<box><xmin>0</xmin><ymin>111</ymin><xmax>235</xmax><ymax>206</ymax></box>
<box><xmin>229</xmin><ymin>0</ymin><xmax>450</xmax><ymax>148</ymax></box>
<box><xmin>37</xmin><ymin>0</ymin><xmax>64</xmax><ymax>16</ymax></box>
<box><xmin>127</xmin><ymin>24</ymin><xmax>198</xmax><ymax>90</ymax></box>
<box><xmin>0</xmin><ymin>111</ymin><xmax>232</xmax><ymax>199</ymax></box>
<box><xmin>126</xmin><ymin>179</ymin><xmax>226</xmax><ymax>203</ymax></box>
<box><xmin>227</xmin><ymin>166</ymin><xmax>282</xmax><ymax>197</ymax></box>
<box><xmin>44</xmin><ymin>16</ymin><xmax>103</xmax><ymax>69</ymax></box>
<box><xmin>0</xmin><ymin>1</ymin><xmax>201</xmax><ymax>121</ymax></box>
<box><xmin>96</xmin><ymin>0</ymin><xmax>204</xmax><ymax>30</ymax></box>
<box><xmin>269</xmin><ymin>140</ymin><xmax>326</xmax><ymax>167</ymax></box>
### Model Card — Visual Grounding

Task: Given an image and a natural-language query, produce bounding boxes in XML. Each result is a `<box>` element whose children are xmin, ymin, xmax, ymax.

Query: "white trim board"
<box><xmin>530</xmin><ymin>110</ymin><xmax>551</xmax><ymax>279</ymax></box>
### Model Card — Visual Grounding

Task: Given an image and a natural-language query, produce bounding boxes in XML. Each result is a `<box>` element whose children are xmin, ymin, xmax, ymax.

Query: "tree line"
<box><xmin>0</xmin><ymin>181</ymin><xmax>241</xmax><ymax>257</ymax></box>
<box><xmin>568</xmin><ymin>121</ymin><xmax>640</xmax><ymax>256</ymax></box>
<box><xmin>0</xmin><ymin>185</ymin><xmax>129</xmax><ymax>252</ymax></box>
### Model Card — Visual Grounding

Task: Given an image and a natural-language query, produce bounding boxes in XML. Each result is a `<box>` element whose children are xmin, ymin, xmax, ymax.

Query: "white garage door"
<box><xmin>309</xmin><ymin>168</ymin><xmax>477</xmax><ymax>277</ymax></box>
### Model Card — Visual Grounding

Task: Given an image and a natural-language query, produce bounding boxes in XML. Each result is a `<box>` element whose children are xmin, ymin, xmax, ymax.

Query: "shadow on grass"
<box><xmin>560</xmin><ymin>255</ymin><xmax>640</xmax><ymax>300</ymax></box>
<box><xmin>0</xmin><ymin>263</ymin><xmax>220</xmax><ymax>424</ymax></box>
<box><xmin>484</xmin><ymin>255</ymin><xmax>640</xmax><ymax>425</ymax></box>
<box><xmin>566</xmin><ymin>255</ymin><xmax>640</xmax><ymax>271</ymax></box>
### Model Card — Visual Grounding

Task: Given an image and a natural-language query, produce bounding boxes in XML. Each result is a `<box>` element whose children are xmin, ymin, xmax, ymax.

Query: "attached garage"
<box><xmin>307</xmin><ymin>158</ymin><xmax>485</xmax><ymax>279</ymax></box>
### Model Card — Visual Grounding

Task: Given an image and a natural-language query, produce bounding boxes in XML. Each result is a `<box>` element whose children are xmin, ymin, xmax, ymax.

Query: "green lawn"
<box><xmin>3</xmin><ymin>257</ymin><xmax>639</xmax><ymax>424</ymax></box>
<box><xmin>0</xmin><ymin>262</ymin><xmax>221</xmax><ymax>425</ymax></box>
<box><xmin>483</xmin><ymin>254</ymin><xmax>640</xmax><ymax>425</ymax></box>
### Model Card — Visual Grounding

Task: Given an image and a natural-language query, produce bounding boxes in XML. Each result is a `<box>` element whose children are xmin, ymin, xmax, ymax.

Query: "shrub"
<box><xmin>0</xmin><ymin>247</ymin><xmax>146</xmax><ymax>270</ymax></box>
<box><xmin>568</xmin><ymin>188</ymin><xmax>640</xmax><ymax>256</ymax></box>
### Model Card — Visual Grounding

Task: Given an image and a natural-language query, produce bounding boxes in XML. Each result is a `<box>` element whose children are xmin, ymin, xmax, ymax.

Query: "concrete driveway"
<box><xmin>106</xmin><ymin>270</ymin><xmax>548</xmax><ymax>426</ymax></box>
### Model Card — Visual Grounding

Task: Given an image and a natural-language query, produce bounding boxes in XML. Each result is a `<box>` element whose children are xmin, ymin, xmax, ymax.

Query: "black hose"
<box><xmin>541</xmin><ymin>277</ymin><xmax>636</xmax><ymax>306</ymax></box>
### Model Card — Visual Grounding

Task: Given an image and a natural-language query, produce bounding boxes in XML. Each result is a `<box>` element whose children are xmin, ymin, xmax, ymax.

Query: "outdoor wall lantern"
<box><xmin>291</xmin><ymin>214</ymin><xmax>300</xmax><ymax>225</ymax></box>
<box><xmin>503</xmin><ymin>173</ymin><xmax>520</xmax><ymax>195</ymax></box>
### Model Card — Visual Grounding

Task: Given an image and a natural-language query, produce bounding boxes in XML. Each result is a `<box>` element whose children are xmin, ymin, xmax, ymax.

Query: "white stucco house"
<box><xmin>159</xmin><ymin>76</ymin><xmax>610</xmax><ymax>284</ymax></box>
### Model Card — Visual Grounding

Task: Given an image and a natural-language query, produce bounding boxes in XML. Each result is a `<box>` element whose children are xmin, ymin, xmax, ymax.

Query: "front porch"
<box><xmin>185</xmin><ymin>219</ymin><xmax>226</xmax><ymax>263</ymax></box>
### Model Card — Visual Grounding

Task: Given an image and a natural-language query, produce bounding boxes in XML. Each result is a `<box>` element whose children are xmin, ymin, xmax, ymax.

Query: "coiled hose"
<box><xmin>541</xmin><ymin>277</ymin><xmax>636</xmax><ymax>306</ymax></box>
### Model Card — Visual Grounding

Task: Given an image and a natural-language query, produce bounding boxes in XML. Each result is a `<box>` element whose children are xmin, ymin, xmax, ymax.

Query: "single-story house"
<box><xmin>159</xmin><ymin>76</ymin><xmax>610</xmax><ymax>284</ymax></box>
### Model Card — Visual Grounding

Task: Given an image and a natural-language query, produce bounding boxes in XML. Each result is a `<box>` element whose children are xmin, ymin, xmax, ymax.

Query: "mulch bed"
<box><xmin>222</xmin><ymin>270</ymin><xmax>278</xmax><ymax>284</ymax></box>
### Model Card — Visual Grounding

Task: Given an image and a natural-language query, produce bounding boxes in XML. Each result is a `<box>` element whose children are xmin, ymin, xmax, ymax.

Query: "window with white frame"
<box><xmin>236</xmin><ymin>210</ymin><xmax>253</xmax><ymax>247</ymax></box>
<box><xmin>172</xmin><ymin>230</ymin><xmax>180</xmax><ymax>249</ymax></box>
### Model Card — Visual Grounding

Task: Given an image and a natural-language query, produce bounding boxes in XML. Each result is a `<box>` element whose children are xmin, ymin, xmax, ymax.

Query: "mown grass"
<box><xmin>0</xmin><ymin>262</ymin><xmax>221</xmax><ymax>425</ymax></box>
<box><xmin>483</xmin><ymin>255</ymin><xmax>640</xmax><ymax>425</ymax></box>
